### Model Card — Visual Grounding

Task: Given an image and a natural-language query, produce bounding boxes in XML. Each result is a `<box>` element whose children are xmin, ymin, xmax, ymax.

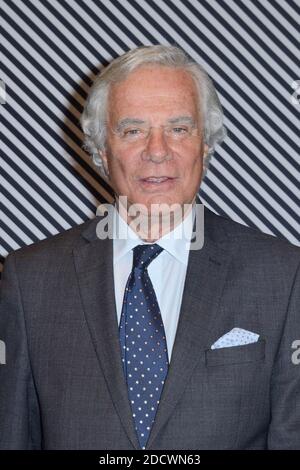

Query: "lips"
<box><xmin>140</xmin><ymin>176</ymin><xmax>175</xmax><ymax>183</ymax></box>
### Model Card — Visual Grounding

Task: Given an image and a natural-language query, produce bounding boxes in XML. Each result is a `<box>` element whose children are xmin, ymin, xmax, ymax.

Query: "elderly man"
<box><xmin>0</xmin><ymin>45</ymin><xmax>299</xmax><ymax>450</ymax></box>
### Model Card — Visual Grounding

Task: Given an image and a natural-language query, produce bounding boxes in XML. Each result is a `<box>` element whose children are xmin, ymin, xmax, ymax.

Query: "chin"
<box><xmin>143</xmin><ymin>194</ymin><xmax>178</xmax><ymax>205</ymax></box>
<box><xmin>138</xmin><ymin>197</ymin><xmax>183</xmax><ymax>218</ymax></box>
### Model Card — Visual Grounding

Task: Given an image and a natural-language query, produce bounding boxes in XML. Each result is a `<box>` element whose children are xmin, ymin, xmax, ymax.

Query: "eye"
<box><xmin>171</xmin><ymin>126</ymin><xmax>188</xmax><ymax>134</ymax></box>
<box><xmin>123</xmin><ymin>128</ymin><xmax>142</xmax><ymax>137</ymax></box>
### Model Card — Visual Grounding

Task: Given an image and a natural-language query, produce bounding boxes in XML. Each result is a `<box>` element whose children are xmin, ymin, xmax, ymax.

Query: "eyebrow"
<box><xmin>167</xmin><ymin>116</ymin><xmax>197</xmax><ymax>126</ymax></box>
<box><xmin>114</xmin><ymin>115</ymin><xmax>197</xmax><ymax>132</ymax></box>
<box><xmin>115</xmin><ymin>118</ymin><xmax>146</xmax><ymax>132</ymax></box>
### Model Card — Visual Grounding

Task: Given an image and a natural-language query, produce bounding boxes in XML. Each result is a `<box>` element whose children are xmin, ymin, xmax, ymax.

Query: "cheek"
<box><xmin>191</xmin><ymin>141</ymin><xmax>204</xmax><ymax>167</ymax></box>
<box><xmin>108</xmin><ymin>149</ymin><xmax>140</xmax><ymax>184</ymax></box>
<box><xmin>107</xmin><ymin>146</ymin><xmax>129</xmax><ymax>172</ymax></box>
<box><xmin>176</xmin><ymin>145</ymin><xmax>203</xmax><ymax>173</ymax></box>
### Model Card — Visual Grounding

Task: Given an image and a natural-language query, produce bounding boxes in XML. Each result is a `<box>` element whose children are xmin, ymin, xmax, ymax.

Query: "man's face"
<box><xmin>100</xmin><ymin>66</ymin><xmax>208</xmax><ymax>212</ymax></box>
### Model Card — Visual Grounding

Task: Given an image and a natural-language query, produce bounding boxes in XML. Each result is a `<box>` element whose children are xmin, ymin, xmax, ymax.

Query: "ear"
<box><xmin>203</xmin><ymin>143</ymin><xmax>209</xmax><ymax>158</ymax></box>
<box><xmin>98</xmin><ymin>149</ymin><xmax>109</xmax><ymax>177</ymax></box>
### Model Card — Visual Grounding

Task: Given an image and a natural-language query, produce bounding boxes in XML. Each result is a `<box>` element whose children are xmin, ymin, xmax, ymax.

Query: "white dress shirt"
<box><xmin>113</xmin><ymin>202</ymin><xmax>196</xmax><ymax>362</ymax></box>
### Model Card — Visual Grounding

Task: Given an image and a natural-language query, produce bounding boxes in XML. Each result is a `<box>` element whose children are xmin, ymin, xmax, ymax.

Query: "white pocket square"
<box><xmin>211</xmin><ymin>328</ymin><xmax>259</xmax><ymax>350</ymax></box>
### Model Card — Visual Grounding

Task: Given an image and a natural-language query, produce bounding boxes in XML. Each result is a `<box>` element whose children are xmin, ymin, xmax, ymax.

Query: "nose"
<box><xmin>142</xmin><ymin>127</ymin><xmax>170</xmax><ymax>163</ymax></box>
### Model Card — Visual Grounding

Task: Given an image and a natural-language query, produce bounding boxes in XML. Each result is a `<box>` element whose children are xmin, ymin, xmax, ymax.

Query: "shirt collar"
<box><xmin>113</xmin><ymin>199</ymin><xmax>196</xmax><ymax>266</ymax></box>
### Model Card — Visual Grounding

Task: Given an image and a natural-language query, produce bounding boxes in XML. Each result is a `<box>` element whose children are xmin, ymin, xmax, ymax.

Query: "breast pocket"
<box><xmin>205</xmin><ymin>339</ymin><xmax>266</xmax><ymax>367</ymax></box>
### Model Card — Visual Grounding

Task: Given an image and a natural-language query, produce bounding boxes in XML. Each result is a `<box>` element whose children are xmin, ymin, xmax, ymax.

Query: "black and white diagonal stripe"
<box><xmin>1</xmin><ymin>0</ymin><xmax>299</xmax><ymax>274</ymax></box>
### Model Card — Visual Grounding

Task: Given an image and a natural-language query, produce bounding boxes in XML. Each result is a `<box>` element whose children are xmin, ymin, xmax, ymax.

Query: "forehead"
<box><xmin>107</xmin><ymin>66</ymin><xmax>200</xmax><ymax>121</ymax></box>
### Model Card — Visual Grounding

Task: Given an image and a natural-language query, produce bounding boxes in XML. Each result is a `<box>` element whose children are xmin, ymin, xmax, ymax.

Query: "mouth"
<box><xmin>138</xmin><ymin>176</ymin><xmax>178</xmax><ymax>192</ymax></box>
<box><xmin>140</xmin><ymin>176</ymin><xmax>176</xmax><ymax>184</ymax></box>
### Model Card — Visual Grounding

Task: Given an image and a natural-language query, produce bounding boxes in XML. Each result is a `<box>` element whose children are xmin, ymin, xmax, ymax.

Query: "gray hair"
<box><xmin>80</xmin><ymin>45</ymin><xmax>227</xmax><ymax>179</ymax></box>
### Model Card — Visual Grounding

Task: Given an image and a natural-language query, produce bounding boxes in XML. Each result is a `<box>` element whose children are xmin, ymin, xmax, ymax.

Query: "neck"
<box><xmin>115</xmin><ymin>195</ymin><xmax>197</xmax><ymax>242</ymax></box>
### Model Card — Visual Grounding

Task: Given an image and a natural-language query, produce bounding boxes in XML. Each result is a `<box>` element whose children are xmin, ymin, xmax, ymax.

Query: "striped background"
<box><xmin>1</xmin><ymin>0</ymin><xmax>299</xmax><ymax>275</ymax></box>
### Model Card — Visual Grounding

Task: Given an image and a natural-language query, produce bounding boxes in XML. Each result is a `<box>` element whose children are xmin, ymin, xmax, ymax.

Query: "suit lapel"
<box><xmin>72</xmin><ymin>217</ymin><xmax>140</xmax><ymax>450</ymax></box>
<box><xmin>146</xmin><ymin>206</ymin><xmax>233</xmax><ymax>449</ymax></box>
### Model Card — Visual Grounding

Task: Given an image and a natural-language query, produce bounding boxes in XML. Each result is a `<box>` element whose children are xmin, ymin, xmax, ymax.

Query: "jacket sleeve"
<box><xmin>0</xmin><ymin>252</ymin><xmax>42</xmax><ymax>449</ymax></box>
<box><xmin>267</xmin><ymin>260</ymin><xmax>300</xmax><ymax>449</ymax></box>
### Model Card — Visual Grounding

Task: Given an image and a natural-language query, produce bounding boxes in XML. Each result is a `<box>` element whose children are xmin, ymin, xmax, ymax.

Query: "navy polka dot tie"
<box><xmin>119</xmin><ymin>244</ymin><xmax>169</xmax><ymax>449</ymax></box>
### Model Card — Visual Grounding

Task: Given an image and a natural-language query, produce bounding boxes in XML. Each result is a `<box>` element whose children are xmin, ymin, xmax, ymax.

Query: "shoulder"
<box><xmin>3</xmin><ymin>216</ymin><xmax>99</xmax><ymax>271</ymax></box>
<box><xmin>204</xmin><ymin>206</ymin><xmax>300</xmax><ymax>273</ymax></box>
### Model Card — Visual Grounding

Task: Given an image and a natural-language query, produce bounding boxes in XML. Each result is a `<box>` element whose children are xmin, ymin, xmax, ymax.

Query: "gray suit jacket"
<box><xmin>0</xmin><ymin>205</ymin><xmax>299</xmax><ymax>449</ymax></box>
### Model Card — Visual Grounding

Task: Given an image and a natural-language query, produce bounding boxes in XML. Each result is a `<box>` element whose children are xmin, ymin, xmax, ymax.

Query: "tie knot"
<box><xmin>132</xmin><ymin>244</ymin><xmax>164</xmax><ymax>270</ymax></box>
